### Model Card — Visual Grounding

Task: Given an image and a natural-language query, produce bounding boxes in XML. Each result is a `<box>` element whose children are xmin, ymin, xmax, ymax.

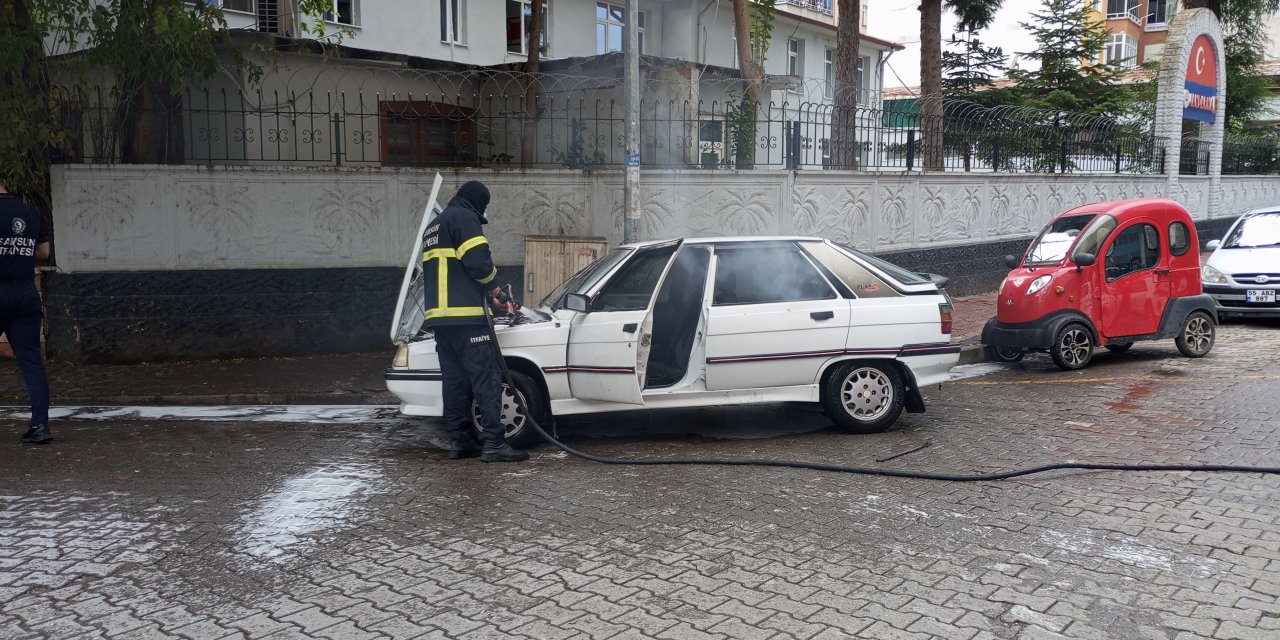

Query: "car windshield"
<box><xmin>1223</xmin><ymin>212</ymin><xmax>1280</xmax><ymax>248</ymax></box>
<box><xmin>833</xmin><ymin>243</ymin><xmax>930</xmax><ymax>284</ymax></box>
<box><xmin>540</xmin><ymin>248</ymin><xmax>633</xmax><ymax>310</ymax></box>
<box><xmin>1026</xmin><ymin>214</ymin><xmax>1097</xmax><ymax>265</ymax></box>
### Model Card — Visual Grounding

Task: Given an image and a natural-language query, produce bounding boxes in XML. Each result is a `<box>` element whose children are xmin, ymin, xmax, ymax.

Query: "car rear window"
<box><xmin>801</xmin><ymin>241</ymin><xmax>901</xmax><ymax>298</ymax></box>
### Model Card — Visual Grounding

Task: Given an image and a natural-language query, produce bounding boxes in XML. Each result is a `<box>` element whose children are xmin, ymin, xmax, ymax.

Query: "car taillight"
<box><xmin>939</xmin><ymin>302</ymin><xmax>953</xmax><ymax>335</ymax></box>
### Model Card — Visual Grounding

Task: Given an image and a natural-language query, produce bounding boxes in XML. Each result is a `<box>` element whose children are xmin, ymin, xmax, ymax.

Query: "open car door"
<box><xmin>390</xmin><ymin>174</ymin><xmax>445</xmax><ymax>346</ymax></box>
<box><xmin>566</xmin><ymin>240</ymin><xmax>683</xmax><ymax>405</ymax></box>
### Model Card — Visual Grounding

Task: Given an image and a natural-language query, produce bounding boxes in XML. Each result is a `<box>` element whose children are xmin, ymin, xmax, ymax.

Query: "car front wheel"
<box><xmin>471</xmin><ymin>370</ymin><xmax>549</xmax><ymax>447</ymax></box>
<box><xmin>1175</xmin><ymin>311</ymin><xmax>1215</xmax><ymax>358</ymax></box>
<box><xmin>822</xmin><ymin>362</ymin><xmax>905</xmax><ymax>434</ymax></box>
<box><xmin>1051</xmin><ymin>323</ymin><xmax>1093</xmax><ymax>371</ymax></box>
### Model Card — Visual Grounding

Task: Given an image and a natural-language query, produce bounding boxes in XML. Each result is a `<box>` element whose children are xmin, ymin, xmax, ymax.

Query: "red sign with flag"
<box><xmin>1184</xmin><ymin>35</ymin><xmax>1217</xmax><ymax>123</ymax></box>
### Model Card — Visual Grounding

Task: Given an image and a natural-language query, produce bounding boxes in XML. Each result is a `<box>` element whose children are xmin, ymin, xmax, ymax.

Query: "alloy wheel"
<box><xmin>1183</xmin><ymin>316</ymin><xmax>1212</xmax><ymax>353</ymax></box>
<box><xmin>840</xmin><ymin>367</ymin><xmax>894</xmax><ymax>422</ymax></box>
<box><xmin>1058</xmin><ymin>328</ymin><xmax>1091</xmax><ymax>367</ymax></box>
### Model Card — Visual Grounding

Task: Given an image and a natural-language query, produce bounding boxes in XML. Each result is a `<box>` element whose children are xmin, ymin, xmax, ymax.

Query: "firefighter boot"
<box><xmin>447</xmin><ymin>431</ymin><xmax>482</xmax><ymax>460</ymax></box>
<box><xmin>481</xmin><ymin>442</ymin><xmax>529</xmax><ymax>463</ymax></box>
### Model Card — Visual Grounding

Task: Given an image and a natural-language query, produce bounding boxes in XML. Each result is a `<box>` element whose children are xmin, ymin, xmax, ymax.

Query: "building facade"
<box><xmin>1091</xmin><ymin>0</ymin><xmax>1179</xmax><ymax>68</ymax></box>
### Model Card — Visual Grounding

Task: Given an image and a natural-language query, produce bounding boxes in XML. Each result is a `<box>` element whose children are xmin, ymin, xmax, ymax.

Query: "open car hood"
<box><xmin>390</xmin><ymin>174</ymin><xmax>445</xmax><ymax>345</ymax></box>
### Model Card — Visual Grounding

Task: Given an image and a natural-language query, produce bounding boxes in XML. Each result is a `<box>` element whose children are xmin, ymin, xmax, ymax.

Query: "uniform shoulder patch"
<box><xmin>11</xmin><ymin>217</ymin><xmax>25</xmax><ymax>235</ymax></box>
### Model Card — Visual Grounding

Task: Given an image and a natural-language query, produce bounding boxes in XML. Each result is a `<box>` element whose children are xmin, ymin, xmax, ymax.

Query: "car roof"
<box><xmin>1055</xmin><ymin>197</ymin><xmax>1194</xmax><ymax>224</ymax></box>
<box><xmin>619</xmin><ymin>236</ymin><xmax>825</xmax><ymax>249</ymax></box>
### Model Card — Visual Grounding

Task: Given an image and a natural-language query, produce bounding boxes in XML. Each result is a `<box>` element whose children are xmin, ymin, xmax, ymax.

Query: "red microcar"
<box><xmin>982</xmin><ymin>198</ymin><xmax>1217</xmax><ymax>370</ymax></box>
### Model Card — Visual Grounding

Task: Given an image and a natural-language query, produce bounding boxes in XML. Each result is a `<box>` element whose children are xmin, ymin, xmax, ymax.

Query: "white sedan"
<box><xmin>1202</xmin><ymin>207</ymin><xmax>1280</xmax><ymax>317</ymax></box>
<box><xmin>387</xmin><ymin>180</ymin><xmax>959</xmax><ymax>445</ymax></box>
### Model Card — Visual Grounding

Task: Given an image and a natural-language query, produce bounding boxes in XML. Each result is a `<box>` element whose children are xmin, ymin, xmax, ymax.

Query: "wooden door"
<box><xmin>523</xmin><ymin>235</ymin><xmax>609</xmax><ymax>306</ymax></box>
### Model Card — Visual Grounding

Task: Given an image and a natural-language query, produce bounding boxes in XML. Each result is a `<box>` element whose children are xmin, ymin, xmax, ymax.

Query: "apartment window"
<box><xmin>380</xmin><ymin>101</ymin><xmax>476</xmax><ymax>167</ymax></box>
<box><xmin>1147</xmin><ymin>0</ymin><xmax>1171</xmax><ymax>26</ymax></box>
<box><xmin>1106</xmin><ymin>0</ymin><xmax>1139</xmax><ymax>20</ymax></box>
<box><xmin>788</xmin><ymin>38</ymin><xmax>803</xmax><ymax>80</ymax></box>
<box><xmin>859</xmin><ymin>55</ymin><xmax>871</xmax><ymax>102</ymax></box>
<box><xmin>1104</xmin><ymin>32</ymin><xmax>1137</xmax><ymax>67</ymax></box>
<box><xmin>507</xmin><ymin>0</ymin><xmax>549</xmax><ymax>55</ymax></box>
<box><xmin>596</xmin><ymin>2</ymin><xmax>645</xmax><ymax>54</ymax></box>
<box><xmin>440</xmin><ymin>0</ymin><xmax>465</xmax><ymax>43</ymax></box>
<box><xmin>323</xmin><ymin>0</ymin><xmax>357</xmax><ymax>25</ymax></box>
<box><xmin>823</xmin><ymin>49</ymin><xmax>834</xmax><ymax>99</ymax></box>
<box><xmin>192</xmin><ymin>0</ymin><xmax>254</xmax><ymax>12</ymax></box>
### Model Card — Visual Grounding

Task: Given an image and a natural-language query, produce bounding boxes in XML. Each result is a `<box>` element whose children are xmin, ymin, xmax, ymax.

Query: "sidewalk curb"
<box><xmin>958</xmin><ymin>343</ymin><xmax>987</xmax><ymax>366</ymax></box>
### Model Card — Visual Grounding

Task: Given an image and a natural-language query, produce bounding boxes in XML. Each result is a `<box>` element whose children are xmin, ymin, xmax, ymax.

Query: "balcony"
<box><xmin>779</xmin><ymin>0</ymin><xmax>834</xmax><ymax>17</ymax></box>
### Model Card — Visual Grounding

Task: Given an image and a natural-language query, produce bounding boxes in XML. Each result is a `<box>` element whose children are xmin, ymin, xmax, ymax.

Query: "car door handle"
<box><xmin>622</xmin><ymin>323</ymin><xmax>638</xmax><ymax>333</ymax></box>
<box><xmin>1155</xmin><ymin>268</ymin><xmax>1171</xmax><ymax>275</ymax></box>
<box><xmin>810</xmin><ymin>311</ymin><xmax>835</xmax><ymax>321</ymax></box>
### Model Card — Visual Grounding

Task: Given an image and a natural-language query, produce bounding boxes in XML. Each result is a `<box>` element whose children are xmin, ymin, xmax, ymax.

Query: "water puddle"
<box><xmin>234</xmin><ymin>462</ymin><xmax>383</xmax><ymax>563</ymax></box>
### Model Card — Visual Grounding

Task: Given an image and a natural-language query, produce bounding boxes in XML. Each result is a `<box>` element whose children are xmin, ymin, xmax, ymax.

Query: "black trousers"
<box><xmin>433</xmin><ymin>324</ymin><xmax>505</xmax><ymax>446</ymax></box>
<box><xmin>0</xmin><ymin>282</ymin><xmax>49</xmax><ymax>427</ymax></box>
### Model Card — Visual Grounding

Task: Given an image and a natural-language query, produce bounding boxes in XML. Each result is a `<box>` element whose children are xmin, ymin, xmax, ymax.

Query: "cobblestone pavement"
<box><xmin>4</xmin><ymin>320</ymin><xmax>1280</xmax><ymax>640</ymax></box>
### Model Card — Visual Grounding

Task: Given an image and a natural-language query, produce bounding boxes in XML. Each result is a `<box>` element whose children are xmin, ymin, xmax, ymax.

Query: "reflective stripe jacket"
<box><xmin>422</xmin><ymin>199</ymin><xmax>498</xmax><ymax>327</ymax></box>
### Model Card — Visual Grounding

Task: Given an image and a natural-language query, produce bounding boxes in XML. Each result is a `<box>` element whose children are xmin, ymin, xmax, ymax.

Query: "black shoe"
<box><xmin>448</xmin><ymin>443</ymin><xmax>482</xmax><ymax>460</ymax></box>
<box><xmin>20</xmin><ymin>424</ymin><xmax>52</xmax><ymax>445</ymax></box>
<box><xmin>481</xmin><ymin>442</ymin><xmax>529</xmax><ymax>463</ymax></box>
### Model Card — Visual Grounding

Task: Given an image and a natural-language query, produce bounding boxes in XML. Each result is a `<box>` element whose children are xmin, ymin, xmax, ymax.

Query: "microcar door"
<box><xmin>1099</xmin><ymin>220</ymin><xmax>1166</xmax><ymax>338</ymax></box>
<box><xmin>566</xmin><ymin>240</ymin><xmax>682</xmax><ymax>405</ymax></box>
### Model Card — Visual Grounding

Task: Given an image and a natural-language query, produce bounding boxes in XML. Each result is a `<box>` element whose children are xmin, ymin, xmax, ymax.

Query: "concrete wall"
<box><xmin>46</xmin><ymin>164</ymin><xmax>1280</xmax><ymax>362</ymax></box>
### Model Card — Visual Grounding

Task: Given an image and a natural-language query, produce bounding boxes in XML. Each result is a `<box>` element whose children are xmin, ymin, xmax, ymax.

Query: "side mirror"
<box><xmin>1073</xmin><ymin>252</ymin><xmax>1097</xmax><ymax>267</ymax></box>
<box><xmin>1003</xmin><ymin>255</ymin><xmax>1020</xmax><ymax>269</ymax></box>
<box><xmin>563</xmin><ymin>292</ymin><xmax>592</xmax><ymax>313</ymax></box>
<box><xmin>1205</xmin><ymin>239</ymin><xmax>1221</xmax><ymax>251</ymax></box>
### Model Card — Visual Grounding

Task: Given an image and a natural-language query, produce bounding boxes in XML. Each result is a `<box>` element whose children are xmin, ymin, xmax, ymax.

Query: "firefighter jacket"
<box><xmin>422</xmin><ymin>188</ymin><xmax>499</xmax><ymax>327</ymax></box>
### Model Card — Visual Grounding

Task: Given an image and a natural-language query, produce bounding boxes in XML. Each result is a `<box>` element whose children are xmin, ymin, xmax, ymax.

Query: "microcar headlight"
<box><xmin>1026</xmin><ymin>275</ymin><xmax>1052</xmax><ymax>295</ymax></box>
<box><xmin>393</xmin><ymin>345</ymin><xmax>409</xmax><ymax>368</ymax></box>
<box><xmin>1201</xmin><ymin>264</ymin><xmax>1227</xmax><ymax>284</ymax></box>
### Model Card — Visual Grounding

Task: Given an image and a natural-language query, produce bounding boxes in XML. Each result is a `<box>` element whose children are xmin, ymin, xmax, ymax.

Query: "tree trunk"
<box><xmin>831</xmin><ymin>0</ymin><xmax>862</xmax><ymax>169</ymax></box>
<box><xmin>120</xmin><ymin>80</ymin><xmax>184</xmax><ymax>164</ymax></box>
<box><xmin>920</xmin><ymin>0</ymin><xmax>945</xmax><ymax>171</ymax></box>
<box><xmin>731</xmin><ymin>0</ymin><xmax>760</xmax><ymax>168</ymax></box>
<box><xmin>3</xmin><ymin>0</ymin><xmax>56</xmax><ymax>211</ymax></box>
<box><xmin>520</xmin><ymin>0</ymin><xmax>543</xmax><ymax>168</ymax></box>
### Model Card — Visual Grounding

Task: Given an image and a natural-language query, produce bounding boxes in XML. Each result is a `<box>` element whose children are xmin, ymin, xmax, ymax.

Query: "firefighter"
<box><xmin>423</xmin><ymin>181</ymin><xmax>528</xmax><ymax>463</ymax></box>
<box><xmin>0</xmin><ymin>172</ymin><xmax>52</xmax><ymax>444</ymax></box>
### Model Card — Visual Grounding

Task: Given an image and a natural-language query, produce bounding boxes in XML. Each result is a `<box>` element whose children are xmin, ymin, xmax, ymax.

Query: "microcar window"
<box><xmin>1069</xmin><ymin>214</ymin><xmax>1117</xmax><ymax>262</ymax></box>
<box><xmin>1105</xmin><ymin>223</ymin><xmax>1161</xmax><ymax>281</ymax></box>
<box><xmin>713</xmin><ymin>245</ymin><xmax>837</xmax><ymax>305</ymax></box>
<box><xmin>1223</xmin><ymin>212</ymin><xmax>1280</xmax><ymax>248</ymax></box>
<box><xmin>1027</xmin><ymin>214</ymin><xmax>1097</xmax><ymax>265</ymax></box>
<box><xmin>541</xmin><ymin>248</ymin><xmax>632</xmax><ymax>309</ymax></box>
<box><xmin>801</xmin><ymin>241</ymin><xmax>900</xmax><ymax>298</ymax></box>
<box><xmin>593</xmin><ymin>245</ymin><xmax>678</xmax><ymax>311</ymax></box>
<box><xmin>1169</xmin><ymin>221</ymin><xmax>1191</xmax><ymax>256</ymax></box>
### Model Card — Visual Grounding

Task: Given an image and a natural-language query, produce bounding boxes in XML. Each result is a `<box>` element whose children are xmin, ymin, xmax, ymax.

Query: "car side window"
<box><xmin>593</xmin><ymin>245</ymin><xmax>677</xmax><ymax>311</ymax></box>
<box><xmin>1105</xmin><ymin>223</ymin><xmax>1161</xmax><ymax>281</ymax></box>
<box><xmin>1169</xmin><ymin>221</ymin><xmax>1191</xmax><ymax>256</ymax></box>
<box><xmin>713</xmin><ymin>246</ymin><xmax>836</xmax><ymax>305</ymax></box>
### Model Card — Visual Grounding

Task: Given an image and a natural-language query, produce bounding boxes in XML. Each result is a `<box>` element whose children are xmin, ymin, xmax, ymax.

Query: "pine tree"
<box><xmin>941</xmin><ymin>29</ymin><xmax>1006</xmax><ymax>98</ymax></box>
<box><xmin>1006</xmin><ymin>0</ymin><xmax>1130</xmax><ymax>117</ymax></box>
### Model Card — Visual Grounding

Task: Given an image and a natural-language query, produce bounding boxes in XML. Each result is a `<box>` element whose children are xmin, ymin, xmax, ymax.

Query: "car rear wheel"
<box><xmin>822</xmin><ymin>362</ymin><xmax>905</xmax><ymax>434</ymax></box>
<box><xmin>986</xmin><ymin>344</ymin><xmax>1025</xmax><ymax>362</ymax></box>
<box><xmin>1175</xmin><ymin>311</ymin><xmax>1215</xmax><ymax>358</ymax></box>
<box><xmin>1051</xmin><ymin>323</ymin><xmax>1093</xmax><ymax>371</ymax></box>
<box><xmin>471</xmin><ymin>370</ymin><xmax>548</xmax><ymax>447</ymax></box>
<box><xmin>1104</xmin><ymin>341</ymin><xmax>1133</xmax><ymax>353</ymax></box>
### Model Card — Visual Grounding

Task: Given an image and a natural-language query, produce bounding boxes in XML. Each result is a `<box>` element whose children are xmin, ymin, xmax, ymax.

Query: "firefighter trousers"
<box><xmin>433</xmin><ymin>324</ymin><xmax>506</xmax><ymax>447</ymax></box>
<box><xmin>0</xmin><ymin>282</ymin><xmax>49</xmax><ymax>427</ymax></box>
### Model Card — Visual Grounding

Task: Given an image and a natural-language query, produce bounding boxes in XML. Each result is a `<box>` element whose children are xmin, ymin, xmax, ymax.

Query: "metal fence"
<box><xmin>58</xmin><ymin>84</ymin><xmax>1276</xmax><ymax>175</ymax></box>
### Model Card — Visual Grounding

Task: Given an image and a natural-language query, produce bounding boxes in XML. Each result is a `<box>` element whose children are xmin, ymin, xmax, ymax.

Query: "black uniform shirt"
<box><xmin>0</xmin><ymin>194</ymin><xmax>48</xmax><ymax>282</ymax></box>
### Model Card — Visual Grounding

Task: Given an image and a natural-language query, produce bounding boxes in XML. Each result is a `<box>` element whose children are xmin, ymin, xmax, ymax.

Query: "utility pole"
<box><xmin>623</xmin><ymin>0</ymin><xmax>640</xmax><ymax>243</ymax></box>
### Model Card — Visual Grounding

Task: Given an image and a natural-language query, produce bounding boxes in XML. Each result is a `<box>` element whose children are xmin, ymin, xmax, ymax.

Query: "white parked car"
<box><xmin>1202</xmin><ymin>207</ymin><xmax>1280</xmax><ymax>317</ymax></box>
<box><xmin>387</xmin><ymin>178</ymin><xmax>960</xmax><ymax>445</ymax></box>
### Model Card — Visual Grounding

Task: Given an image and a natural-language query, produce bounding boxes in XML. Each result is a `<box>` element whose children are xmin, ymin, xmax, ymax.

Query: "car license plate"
<box><xmin>1247</xmin><ymin>289</ymin><xmax>1276</xmax><ymax>303</ymax></box>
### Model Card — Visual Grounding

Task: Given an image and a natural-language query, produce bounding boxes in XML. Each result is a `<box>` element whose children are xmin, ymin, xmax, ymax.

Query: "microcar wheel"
<box><xmin>986</xmin><ymin>344</ymin><xmax>1025</xmax><ymax>363</ymax></box>
<box><xmin>822</xmin><ymin>362</ymin><xmax>905</xmax><ymax>434</ymax></box>
<box><xmin>1175</xmin><ymin>311</ymin><xmax>1215</xmax><ymax>358</ymax></box>
<box><xmin>1104</xmin><ymin>342</ymin><xmax>1133</xmax><ymax>353</ymax></box>
<box><xmin>1051</xmin><ymin>323</ymin><xmax>1093</xmax><ymax>371</ymax></box>
<box><xmin>471</xmin><ymin>370</ymin><xmax>548</xmax><ymax>447</ymax></box>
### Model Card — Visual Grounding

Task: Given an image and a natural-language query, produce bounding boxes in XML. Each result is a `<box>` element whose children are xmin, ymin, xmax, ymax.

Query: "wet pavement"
<box><xmin>3</xmin><ymin>317</ymin><xmax>1280</xmax><ymax>639</ymax></box>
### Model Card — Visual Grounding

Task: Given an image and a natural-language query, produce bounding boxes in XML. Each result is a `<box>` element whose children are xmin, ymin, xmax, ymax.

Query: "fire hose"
<box><xmin>481</xmin><ymin>307</ymin><xmax>1280</xmax><ymax>481</ymax></box>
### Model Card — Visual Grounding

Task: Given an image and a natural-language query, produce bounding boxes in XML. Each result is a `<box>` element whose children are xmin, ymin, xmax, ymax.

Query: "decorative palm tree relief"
<box><xmin>793</xmin><ymin>186</ymin><xmax>870</xmax><ymax>247</ymax></box>
<box><xmin>695</xmin><ymin>187</ymin><xmax>773</xmax><ymax>237</ymax></box>
<box><xmin>313</xmin><ymin>184</ymin><xmax>383</xmax><ymax>258</ymax></box>
<box><xmin>186</xmin><ymin>184</ymin><xmax>253</xmax><ymax>261</ymax></box>
<box><xmin>524</xmin><ymin>186</ymin><xmax>588</xmax><ymax>236</ymax></box>
<box><xmin>986</xmin><ymin>184</ymin><xmax>1016</xmax><ymax>237</ymax></box>
<box><xmin>69</xmin><ymin>180</ymin><xmax>135</xmax><ymax>261</ymax></box>
<box><xmin>876</xmin><ymin>185</ymin><xmax>912</xmax><ymax>247</ymax></box>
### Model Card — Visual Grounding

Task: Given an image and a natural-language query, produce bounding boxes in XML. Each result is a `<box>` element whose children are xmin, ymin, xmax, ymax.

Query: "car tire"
<box><xmin>1175</xmin><ymin>311</ymin><xmax>1215</xmax><ymax>358</ymax></box>
<box><xmin>471</xmin><ymin>370</ymin><xmax>549</xmax><ymax>447</ymax></box>
<box><xmin>822</xmin><ymin>361</ymin><xmax>905</xmax><ymax>434</ymax></box>
<box><xmin>1104</xmin><ymin>342</ymin><xmax>1133</xmax><ymax>353</ymax></box>
<box><xmin>1051</xmin><ymin>323</ymin><xmax>1093</xmax><ymax>371</ymax></box>
<box><xmin>986</xmin><ymin>344</ymin><xmax>1025</xmax><ymax>363</ymax></box>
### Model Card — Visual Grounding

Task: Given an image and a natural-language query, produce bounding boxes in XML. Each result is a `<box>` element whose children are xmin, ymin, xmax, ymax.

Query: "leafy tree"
<box><xmin>730</xmin><ymin>0</ymin><xmax>775</xmax><ymax>168</ymax></box>
<box><xmin>919</xmin><ymin>0</ymin><xmax>1003</xmax><ymax>171</ymax></box>
<box><xmin>829</xmin><ymin>0</ymin><xmax>861</xmax><ymax>169</ymax></box>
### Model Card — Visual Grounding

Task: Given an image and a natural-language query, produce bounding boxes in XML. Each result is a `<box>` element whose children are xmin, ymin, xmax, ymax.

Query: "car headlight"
<box><xmin>1026</xmin><ymin>275</ymin><xmax>1052</xmax><ymax>295</ymax></box>
<box><xmin>393</xmin><ymin>345</ymin><xmax>409</xmax><ymax>368</ymax></box>
<box><xmin>1201</xmin><ymin>264</ymin><xmax>1227</xmax><ymax>284</ymax></box>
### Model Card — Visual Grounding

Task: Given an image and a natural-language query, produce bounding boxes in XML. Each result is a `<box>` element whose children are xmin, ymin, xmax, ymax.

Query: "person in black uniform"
<box><xmin>0</xmin><ymin>172</ymin><xmax>52</xmax><ymax>444</ymax></box>
<box><xmin>424</xmin><ymin>181</ymin><xmax>528</xmax><ymax>463</ymax></box>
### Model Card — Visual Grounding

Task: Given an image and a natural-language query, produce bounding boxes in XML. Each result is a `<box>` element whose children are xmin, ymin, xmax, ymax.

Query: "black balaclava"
<box><xmin>453</xmin><ymin>181</ymin><xmax>491</xmax><ymax>224</ymax></box>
